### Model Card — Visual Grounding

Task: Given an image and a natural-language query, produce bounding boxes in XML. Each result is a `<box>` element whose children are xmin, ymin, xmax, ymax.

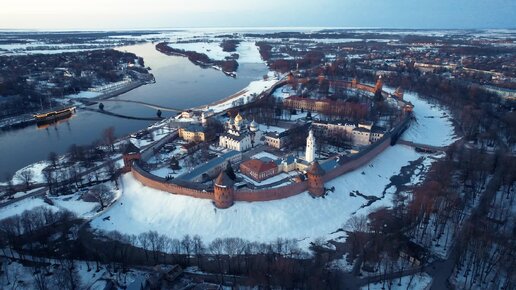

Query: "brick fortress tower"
<box><xmin>374</xmin><ymin>75</ymin><xmax>384</xmax><ymax>94</ymax></box>
<box><xmin>214</xmin><ymin>171</ymin><xmax>235</xmax><ymax>208</ymax></box>
<box><xmin>307</xmin><ymin>161</ymin><xmax>325</xmax><ymax>197</ymax></box>
<box><xmin>122</xmin><ymin>142</ymin><xmax>141</xmax><ymax>173</ymax></box>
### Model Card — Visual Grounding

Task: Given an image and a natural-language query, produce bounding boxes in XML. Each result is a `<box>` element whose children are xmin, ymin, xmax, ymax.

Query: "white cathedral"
<box><xmin>219</xmin><ymin>113</ymin><xmax>264</xmax><ymax>151</ymax></box>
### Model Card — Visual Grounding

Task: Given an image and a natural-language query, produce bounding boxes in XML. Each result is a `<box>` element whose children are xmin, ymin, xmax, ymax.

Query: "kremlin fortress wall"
<box><xmin>126</xmin><ymin>78</ymin><xmax>412</xmax><ymax>208</ymax></box>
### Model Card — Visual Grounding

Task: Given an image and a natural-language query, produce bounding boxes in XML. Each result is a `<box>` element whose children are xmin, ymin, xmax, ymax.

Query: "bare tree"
<box><xmin>102</xmin><ymin>127</ymin><xmax>116</xmax><ymax>152</ymax></box>
<box><xmin>19</xmin><ymin>169</ymin><xmax>34</xmax><ymax>191</ymax></box>
<box><xmin>48</xmin><ymin>152</ymin><xmax>59</xmax><ymax>168</ymax></box>
<box><xmin>89</xmin><ymin>184</ymin><xmax>113</xmax><ymax>210</ymax></box>
<box><xmin>32</xmin><ymin>265</ymin><xmax>50</xmax><ymax>290</ymax></box>
<box><xmin>107</xmin><ymin>159</ymin><xmax>119</xmax><ymax>189</ymax></box>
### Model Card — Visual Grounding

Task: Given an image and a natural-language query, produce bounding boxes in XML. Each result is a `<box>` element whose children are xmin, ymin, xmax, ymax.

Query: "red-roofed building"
<box><xmin>240</xmin><ymin>159</ymin><xmax>279</xmax><ymax>182</ymax></box>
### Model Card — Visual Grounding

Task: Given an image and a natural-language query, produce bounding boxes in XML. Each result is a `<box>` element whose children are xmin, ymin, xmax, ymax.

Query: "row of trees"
<box><xmin>88</xmin><ymin>230</ymin><xmax>340</xmax><ymax>289</ymax></box>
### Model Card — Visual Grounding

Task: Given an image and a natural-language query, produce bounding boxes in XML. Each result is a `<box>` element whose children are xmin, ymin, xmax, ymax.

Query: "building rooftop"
<box><xmin>177</xmin><ymin>150</ymin><xmax>240</xmax><ymax>181</ymax></box>
<box><xmin>308</xmin><ymin>161</ymin><xmax>325</xmax><ymax>175</ymax></box>
<box><xmin>241</xmin><ymin>159</ymin><xmax>277</xmax><ymax>174</ymax></box>
<box><xmin>215</xmin><ymin>170</ymin><xmax>234</xmax><ymax>187</ymax></box>
<box><xmin>123</xmin><ymin>142</ymin><xmax>140</xmax><ymax>154</ymax></box>
<box><xmin>183</xmin><ymin>124</ymin><xmax>206</xmax><ymax>133</ymax></box>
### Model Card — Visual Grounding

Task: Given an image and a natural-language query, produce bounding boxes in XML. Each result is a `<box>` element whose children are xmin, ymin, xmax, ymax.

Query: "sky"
<box><xmin>1</xmin><ymin>0</ymin><xmax>515</xmax><ymax>30</ymax></box>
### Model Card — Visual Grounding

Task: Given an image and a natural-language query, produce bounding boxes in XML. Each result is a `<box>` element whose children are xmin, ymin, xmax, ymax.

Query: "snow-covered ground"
<box><xmin>238</xmin><ymin>171</ymin><xmax>299</xmax><ymax>187</ymax></box>
<box><xmin>256</xmin><ymin>123</ymin><xmax>287</xmax><ymax>134</ymax></box>
<box><xmin>272</xmin><ymin>84</ymin><xmax>297</xmax><ymax>100</ymax></box>
<box><xmin>0</xmin><ymin>258</ymin><xmax>146</xmax><ymax>290</ymax></box>
<box><xmin>361</xmin><ymin>273</ymin><xmax>433</xmax><ymax>290</ymax></box>
<box><xmin>91</xmin><ymin>144</ymin><xmax>433</xmax><ymax>251</ymax></box>
<box><xmin>150</xmin><ymin>165</ymin><xmax>187</xmax><ymax>179</ymax></box>
<box><xmin>50</xmin><ymin>194</ymin><xmax>100</xmax><ymax>218</ymax></box>
<box><xmin>250</xmin><ymin>151</ymin><xmax>279</xmax><ymax>160</ymax></box>
<box><xmin>0</xmin><ymin>197</ymin><xmax>58</xmax><ymax>220</ymax></box>
<box><xmin>0</xmin><ymin>186</ymin><xmax>117</xmax><ymax>221</ymax></box>
<box><xmin>401</xmin><ymin>91</ymin><xmax>457</xmax><ymax>147</ymax></box>
<box><xmin>12</xmin><ymin>160</ymin><xmax>50</xmax><ymax>185</ymax></box>
<box><xmin>327</xmin><ymin>254</ymin><xmax>354</xmax><ymax>272</ymax></box>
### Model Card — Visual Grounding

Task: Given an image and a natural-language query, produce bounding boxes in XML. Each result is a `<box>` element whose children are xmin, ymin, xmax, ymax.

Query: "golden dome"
<box><xmin>234</xmin><ymin>113</ymin><xmax>243</xmax><ymax>124</ymax></box>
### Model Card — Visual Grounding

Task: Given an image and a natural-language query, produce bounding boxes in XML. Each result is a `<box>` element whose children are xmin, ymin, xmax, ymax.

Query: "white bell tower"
<box><xmin>305</xmin><ymin>129</ymin><xmax>315</xmax><ymax>163</ymax></box>
<box><xmin>201</xmin><ymin>112</ymin><xmax>207</xmax><ymax>127</ymax></box>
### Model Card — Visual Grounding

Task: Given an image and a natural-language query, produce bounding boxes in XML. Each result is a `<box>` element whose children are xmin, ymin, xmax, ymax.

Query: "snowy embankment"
<box><xmin>203</xmin><ymin>72</ymin><xmax>279</xmax><ymax>113</ymax></box>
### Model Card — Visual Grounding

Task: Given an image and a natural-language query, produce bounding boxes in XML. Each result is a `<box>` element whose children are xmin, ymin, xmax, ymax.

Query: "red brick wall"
<box><xmin>131</xmin><ymin>123</ymin><xmax>398</xmax><ymax>205</ymax></box>
<box><xmin>131</xmin><ymin>165</ymin><xmax>215</xmax><ymax>200</ymax></box>
<box><xmin>234</xmin><ymin>181</ymin><xmax>308</xmax><ymax>202</ymax></box>
<box><xmin>131</xmin><ymin>137</ymin><xmax>392</xmax><ymax>203</ymax></box>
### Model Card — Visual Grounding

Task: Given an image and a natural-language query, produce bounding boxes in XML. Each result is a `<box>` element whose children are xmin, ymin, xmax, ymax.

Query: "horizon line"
<box><xmin>1</xmin><ymin>25</ymin><xmax>516</xmax><ymax>33</ymax></box>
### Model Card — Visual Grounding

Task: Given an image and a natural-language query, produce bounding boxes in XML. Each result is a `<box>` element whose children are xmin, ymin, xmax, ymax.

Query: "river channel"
<box><xmin>0</xmin><ymin>42</ymin><xmax>268</xmax><ymax>181</ymax></box>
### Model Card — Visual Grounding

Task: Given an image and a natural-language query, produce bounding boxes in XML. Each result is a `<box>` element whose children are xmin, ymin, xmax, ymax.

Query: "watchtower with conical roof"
<box><xmin>214</xmin><ymin>170</ymin><xmax>235</xmax><ymax>208</ymax></box>
<box><xmin>307</xmin><ymin>161</ymin><xmax>325</xmax><ymax>197</ymax></box>
<box><xmin>122</xmin><ymin>142</ymin><xmax>141</xmax><ymax>173</ymax></box>
<box><xmin>374</xmin><ymin>75</ymin><xmax>383</xmax><ymax>94</ymax></box>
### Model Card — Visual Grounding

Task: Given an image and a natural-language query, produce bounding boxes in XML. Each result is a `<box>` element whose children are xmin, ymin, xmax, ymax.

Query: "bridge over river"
<box><xmin>79</xmin><ymin>98</ymin><xmax>183</xmax><ymax>112</ymax></box>
<box><xmin>397</xmin><ymin>139</ymin><xmax>447</xmax><ymax>152</ymax></box>
<box><xmin>98</xmin><ymin>99</ymin><xmax>183</xmax><ymax>112</ymax></box>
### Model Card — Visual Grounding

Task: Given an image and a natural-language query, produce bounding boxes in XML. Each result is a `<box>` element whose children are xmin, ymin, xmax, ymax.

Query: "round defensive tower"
<box><xmin>307</xmin><ymin>161</ymin><xmax>325</xmax><ymax>197</ymax></box>
<box><xmin>214</xmin><ymin>171</ymin><xmax>235</xmax><ymax>209</ymax></box>
<box><xmin>122</xmin><ymin>142</ymin><xmax>141</xmax><ymax>173</ymax></box>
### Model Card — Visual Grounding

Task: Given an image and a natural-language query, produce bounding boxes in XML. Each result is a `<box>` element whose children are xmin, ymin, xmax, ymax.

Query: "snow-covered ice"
<box><xmin>236</xmin><ymin>41</ymin><xmax>264</xmax><ymax>64</ymax></box>
<box><xmin>401</xmin><ymin>91</ymin><xmax>457</xmax><ymax>147</ymax></box>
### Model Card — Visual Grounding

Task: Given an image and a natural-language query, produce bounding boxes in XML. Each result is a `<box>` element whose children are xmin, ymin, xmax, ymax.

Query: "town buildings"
<box><xmin>178</xmin><ymin>124</ymin><xmax>208</xmax><ymax>142</ymax></box>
